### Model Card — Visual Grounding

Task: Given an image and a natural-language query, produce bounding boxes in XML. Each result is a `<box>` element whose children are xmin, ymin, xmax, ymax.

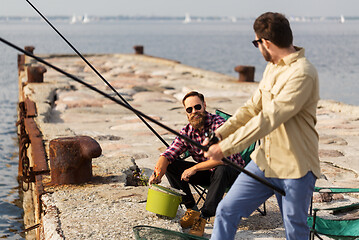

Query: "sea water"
<box><xmin>0</xmin><ymin>45</ymin><xmax>23</xmax><ymax>238</ymax></box>
<box><xmin>1</xmin><ymin>18</ymin><xmax>359</xmax><ymax>238</ymax></box>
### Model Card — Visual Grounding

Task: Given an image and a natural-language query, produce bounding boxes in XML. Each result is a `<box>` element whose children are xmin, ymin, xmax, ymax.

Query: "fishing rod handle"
<box><xmin>205</xmin><ymin>131</ymin><xmax>219</xmax><ymax>147</ymax></box>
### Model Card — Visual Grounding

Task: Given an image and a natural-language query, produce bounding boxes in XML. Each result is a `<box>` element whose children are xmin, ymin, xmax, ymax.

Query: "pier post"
<box><xmin>24</xmin><ymin>46</ymin><xmax>35</xmax><ymax>54</ymax></box>
<box><xmin>27</xmin><ymin>65</ymin><xmax>47</xmax><ymax>83</ymax></box>
<box><xmin>234</xmin><ymin>65</ymin><xmax>255</xmax><ymax>82</ymax></box>
<box><xmin>133</xmin><ymin>45</ymin><xmax>144</xmax><ymax>54</ymax></box>
<box><xmin>18</xmin><ymin>46</ymin><xmax>35</xmax><ymax>74</ymax></box>
<box><xmin>49</xmin><ymin>136</ymin><xmax>102</xmax><ymax>185</ymax></box>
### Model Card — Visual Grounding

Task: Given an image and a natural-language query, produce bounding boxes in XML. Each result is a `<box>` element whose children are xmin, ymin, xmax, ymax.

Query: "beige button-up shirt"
<box><xmin>217</xmin><ymin>47</ymin><xmax>320</xmax><ymax>179</ymax></box>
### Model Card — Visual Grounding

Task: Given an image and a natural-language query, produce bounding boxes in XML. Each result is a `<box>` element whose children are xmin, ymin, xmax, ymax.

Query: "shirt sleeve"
<box><xmin>161</xmin><ymin>130</ymin><xmax>187</xmax><ymax>163</ymax></box>
<box><xmin>218</xmin><ymin>73</ymin><xmax>315</xmax><ymax>157</ymax></box>
<box><xmin>216</xmin><ymin>87</ymin><xmax>262</xmax><ymax>139</ymax></box>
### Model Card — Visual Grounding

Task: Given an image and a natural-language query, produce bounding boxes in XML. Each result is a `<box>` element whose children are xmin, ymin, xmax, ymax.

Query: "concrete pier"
<box><xmin>17</xmin><ymin>51</ymin><xmax>359</xmax><ymax>239</ymax></box>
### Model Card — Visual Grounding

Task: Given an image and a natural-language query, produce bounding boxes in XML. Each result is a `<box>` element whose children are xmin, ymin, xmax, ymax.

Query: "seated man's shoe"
<box><xmin>180</xmin><ymin>209</ymin><xmax>201</xmax><ymax>229</ymax></box>
<box><xmin>189</xmin><ymin>216</ymin><xmax>207</xmax><ymax>237</ymax></box>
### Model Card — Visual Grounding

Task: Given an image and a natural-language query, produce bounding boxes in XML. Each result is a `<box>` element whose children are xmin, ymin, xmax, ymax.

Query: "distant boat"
<box><xmin>340</xmin><ymin>15</ymin><xmax>345</xmax><ymax>24</ymax></box>
<box><xmin>231</xmin><ymin>16</ymin><xmax>237</xmax><ymax>23</ymax></box>
<box><xmin>70</xmin><ymin>14</ymin><xmax>77</xmax><ymax>24</ymax></box>
<box><xmin>82</xmin><ymin>14</ymin><xmax>90</xmax><ymax>24</ymax></box>
<box><xmin>183</xmin><ymin>13</ymin><xmax>191</xmax><ymax>24</ymax></box>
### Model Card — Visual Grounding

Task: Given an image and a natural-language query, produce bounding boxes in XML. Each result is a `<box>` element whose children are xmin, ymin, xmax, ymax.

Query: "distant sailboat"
<box><xmin>183</xmin><ymin>13</ymin><xmax>191</xmax><ymax>24</ymax></box>
<box><xmin>70</xmin><ymin>14</ymin><xmax>77</xmax><ymax>24</ymax></box>
<box><xmin>340</xmin><ymin>14</ymin><xmax>345</xmax><ymax>24</ymax></box>
<box><xmin>82</xmin><ymin>14</ymin><xmax>90</xmax><ymax>24</ymax></box>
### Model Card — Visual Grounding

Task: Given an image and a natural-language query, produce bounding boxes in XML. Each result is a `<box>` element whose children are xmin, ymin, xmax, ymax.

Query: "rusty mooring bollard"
<box><xmin>234</xmin><ymin>65</ymin><xmax>255</xmax><ymax>82</ymax></box>
<box><xmin>24</xmin><ymin>45</ymin><xmax>35</xmax><ymax>54</ymax></box>
<box><xmin>17</xmin><ymin>46</ymin><xmax>35</xmax><ymax>73</ymax></box>
<box><xmin>27</xmin><ymin>65</ymin><xmax>47</xmax><ymax>83</ymax></box>
<box><xmin>18</xmin><ymin>46</ymin><xmax>35</xmax><ymax>74</ymax></box>
<box><xmin>133</xmin><ymin>45</ymin><xmax>144</xmax><ymax>54</ymax></box>
<box><xmin>49</xmin><ymin>136</ymin><xmax>102</xmax><ymax>185</ymax></box>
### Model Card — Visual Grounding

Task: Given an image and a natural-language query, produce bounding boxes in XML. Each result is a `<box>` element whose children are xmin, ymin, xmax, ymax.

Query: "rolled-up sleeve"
<box><xmin>161</xmin><ymin>132</ymin><xmax>187</xmax><ymax>163</ymax></box>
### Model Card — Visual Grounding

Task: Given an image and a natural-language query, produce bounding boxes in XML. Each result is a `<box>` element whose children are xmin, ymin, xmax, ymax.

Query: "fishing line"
<box><xmin>0</xmin><ymin>37</ymin><xmax>285</xmax><ymax>196</ymax></box>
<box><xmin>25</xmin><ymin>0</ymin><xmax>170</xmax><ymax>148</ymax></box>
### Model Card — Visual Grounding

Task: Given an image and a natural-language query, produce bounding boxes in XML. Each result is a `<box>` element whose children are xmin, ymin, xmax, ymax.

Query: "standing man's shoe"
<box><xmin>180</xmin><ymin>209</ymin><xmax>201</xmax><ymax>228</ymax></box>
<box><xmin>189</xmin><ymin>216</ymin><xmax>207</xmax><ymax>237</ymax></box>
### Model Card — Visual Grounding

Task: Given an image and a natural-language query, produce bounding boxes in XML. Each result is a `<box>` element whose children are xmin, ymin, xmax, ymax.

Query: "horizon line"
<box><xmin>1</xmin><ymin>14</ymin><xmax>358</xmax><ymax>18</ymax></box>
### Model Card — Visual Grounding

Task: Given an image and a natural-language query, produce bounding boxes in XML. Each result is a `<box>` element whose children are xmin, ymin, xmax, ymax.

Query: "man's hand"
<box><xmin>149</xmin><ymin>172</ymin><xmax>162</xmax><ymax>185</ymax></box>
<box><xmin>181</xmin><ymin>167</ymin><xmax>197</xmax><ymax>181</ymax></box>
<box><xmin>148</xmin><ymin>156</ymin><xmax>169</xmax><ymax>185</ymax></box>
<box><xmin>204</xmin><ymin>143</ymin><xmax>224</xmax><ymax>162</ymax></box>
<box><xmin>203</xmin><ymin>132</ymin><xmax>224</xmax><ymax>162</ymax></box>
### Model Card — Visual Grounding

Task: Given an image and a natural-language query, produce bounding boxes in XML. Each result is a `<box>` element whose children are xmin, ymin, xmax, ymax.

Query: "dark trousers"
<box><xmin>165</xmin><ymin>160</ymin><xmax>239</xmax><ymax>218</ymax></box>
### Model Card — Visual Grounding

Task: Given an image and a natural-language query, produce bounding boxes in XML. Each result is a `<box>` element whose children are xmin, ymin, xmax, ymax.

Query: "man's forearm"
<box><xmin>193</xmin><ymin>159</ymin><xmax>223</xmax><ymax>172</ymax></box>
<box><xmin>181</xmin><ymin>159</ymin><xmax>223</xmax><ymax>181</ymax></box>
<box><xmin>149</xmin><ymin>156</ymin><xmax>170</xmax><ymax>184</ymax></box>
<box><xmin>155</xmin><ymin>155</ymin><xmax>170</xmax><ymax>177</ymax></box>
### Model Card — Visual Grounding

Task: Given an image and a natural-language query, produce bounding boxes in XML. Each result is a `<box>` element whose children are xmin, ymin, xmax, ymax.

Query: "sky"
<box><xmin>1</xmin><ymin>0</ymin><xmax>358</xmax><ymax>18</ymax></box>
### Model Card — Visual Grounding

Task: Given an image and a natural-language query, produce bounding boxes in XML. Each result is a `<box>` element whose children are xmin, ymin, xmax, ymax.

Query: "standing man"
<box><xmin>149</xmin><ymin>91</ymin><xmax>244</xmax><ymax>237</ymax></box>
<box><xmin>204</xmin><ymin>12</ymin><xmax>320</xmax><ymax>240</ymax></box>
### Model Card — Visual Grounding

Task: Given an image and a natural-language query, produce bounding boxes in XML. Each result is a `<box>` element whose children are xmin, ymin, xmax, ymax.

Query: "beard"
<box><xmin>188</xmin><ymin>112</ymin><xmax>206</xmax><ymax>130</ymax></box>
<box><xmin>262</xmin><ymin>47</ymin><xmax>272</xmax><ymax>62</ymax></box>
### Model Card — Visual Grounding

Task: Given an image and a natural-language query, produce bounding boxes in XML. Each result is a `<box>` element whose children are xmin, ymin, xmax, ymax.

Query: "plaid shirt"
<box><xmin>161</xmin><ymin>112</ymin><xmax>245</xmax><ymax>167</ymax></box>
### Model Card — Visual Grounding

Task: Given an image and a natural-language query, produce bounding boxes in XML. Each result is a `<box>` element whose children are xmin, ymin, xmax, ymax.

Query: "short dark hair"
<box><xmin>253</xmin><ymin>12</ymin><xmax>293</xmax><ymax>48</ymax></box>
<box><xmin>182</xmin><ymin>91</ymin><xmax>205</xmax><ymax>105</ymax></box>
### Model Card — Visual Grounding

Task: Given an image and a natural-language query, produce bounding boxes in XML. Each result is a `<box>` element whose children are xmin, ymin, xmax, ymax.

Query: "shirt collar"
<box><xmin>277</xmin><ymin>46</ymin><xmax>305</xmax><ymax>66</ymax></box>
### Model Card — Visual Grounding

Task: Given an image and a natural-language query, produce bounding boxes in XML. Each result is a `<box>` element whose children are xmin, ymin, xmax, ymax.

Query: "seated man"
<box><xmin>149</xmin><ymin>91</ymin><xmax>244</xmax><ymax>237</ymax></box>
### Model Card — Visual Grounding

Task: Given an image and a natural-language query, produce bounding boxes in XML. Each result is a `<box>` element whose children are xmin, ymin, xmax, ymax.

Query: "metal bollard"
<box><xmin>24</xmin><ymin>46</ymin><xmax>35</xmax><ymax>54</ymax></box>
<box><xmin>49</xmin><ymin>136</ymin><xmax>102</xmax><ymax>185</ymax></box>
<box><xmin>18</xmin><ymin>46</ymin><xmax>35</xmax><ymax>74</ymax></box>
<box><xmin>234</xmin><ymin>65</ymin><xmax>255</xmax><ymax>82</ymax></box>
<box><xmin>133</xmin><ymin>45</ymin><xmax>144</xmax><ymax>54</ymax></box>
<box><xmin>27</xmin><ymin>65</ymin><xmax>47</xmax><ymax>83</ymax></box>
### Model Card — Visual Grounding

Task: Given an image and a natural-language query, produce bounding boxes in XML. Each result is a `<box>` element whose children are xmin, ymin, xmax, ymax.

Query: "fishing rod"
<box><xmin>0</xmin><ymin>37</ymin><xmax>285</xmax><ymax>196</ymax></box>
<box><xmin>24</xmin><ymin>0</ymin><xmax>170</xmax><ymax>148</ymax></box>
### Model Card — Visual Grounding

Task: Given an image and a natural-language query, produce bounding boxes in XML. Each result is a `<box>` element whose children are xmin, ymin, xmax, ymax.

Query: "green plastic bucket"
<box><xmin>146</xmin><ymin>184</ymin><xmax>182</xmax><ymax>218</ymax></box>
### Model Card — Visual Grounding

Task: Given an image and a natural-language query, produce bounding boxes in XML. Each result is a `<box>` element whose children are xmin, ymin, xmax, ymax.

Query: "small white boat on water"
<box><xmin>340</xmin><ymin>15</ymin><xmax>345</xmax><ymax>24</ymax></box>
<box><xmin>70</xmin><ymin>14</ymin><xmax>77</xmax><ymax>24</ymax></box>
<box><xmin>183</xmin><ymin>13</ymin><xmax>191</xmax><ymax>24</ymax></box>
<box><xmin>83</xmin><ymin>14</ymin><xmax>90</xmax><ymax>24</ymax></box>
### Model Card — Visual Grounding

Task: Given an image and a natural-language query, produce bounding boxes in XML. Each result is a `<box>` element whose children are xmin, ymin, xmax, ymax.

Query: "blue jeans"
<box><xmin>211</xmin><ymin>161</ymin><xmax>316</xmax><ymax>240</ymax></box>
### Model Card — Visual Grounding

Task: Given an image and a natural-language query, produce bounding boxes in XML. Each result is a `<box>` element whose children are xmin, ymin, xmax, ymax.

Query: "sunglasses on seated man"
<box><xmin>186</xmin><ymin>104</ymin><xmax>202</xmax><ymax>113</ymax></box>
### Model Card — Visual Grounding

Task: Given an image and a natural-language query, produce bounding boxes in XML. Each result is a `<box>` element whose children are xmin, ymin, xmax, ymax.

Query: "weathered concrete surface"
<box><xmin>22</xmin><ymin>53</ymin><xmax>359</xmax><ymax>239</ymax></box>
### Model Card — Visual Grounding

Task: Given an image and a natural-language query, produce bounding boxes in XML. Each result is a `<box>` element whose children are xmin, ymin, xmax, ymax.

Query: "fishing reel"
<box><xmin>205</xmin><ymin>131</ymin><xmax>220</xmax><ymax>148</ymax></box>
